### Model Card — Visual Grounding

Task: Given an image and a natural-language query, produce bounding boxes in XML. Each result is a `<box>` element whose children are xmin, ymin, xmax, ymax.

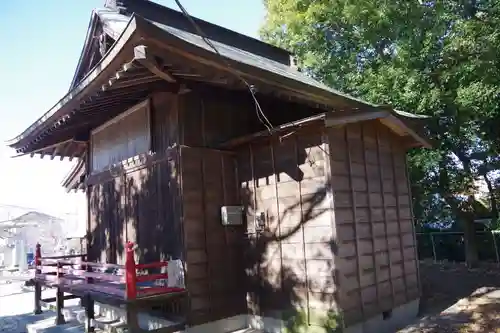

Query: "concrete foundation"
<box><xmin>29</xmin><ymin>298</ymin><xmax>419</xmax><ymax>333</ymax></box>
<box><xmin>344</xmin><ymin>299</ymin><xmax>420</xmax><ymax>333</ymax></box>
<box><xmin>184</xmin><ymin>298</ymin><xmax>420</xmax><ymax>333</ymax></box>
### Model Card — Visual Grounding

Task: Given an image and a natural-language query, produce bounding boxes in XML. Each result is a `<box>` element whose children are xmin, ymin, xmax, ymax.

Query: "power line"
<box><xmin>173</xmin><ymin>0</ymin><xmax>275</xmax><ymax>133</ymax></box>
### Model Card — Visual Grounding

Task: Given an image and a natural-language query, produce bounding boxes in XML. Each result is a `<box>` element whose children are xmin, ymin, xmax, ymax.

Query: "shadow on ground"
<box><xmin>0</xmin><ymin>312</ymin><xmax>54</xmax><ymax>333</ymax></box>
<box><xmin>400</xmin><ymin>261</ymin><xmax>500</xmax><ymax>332</ymax></box>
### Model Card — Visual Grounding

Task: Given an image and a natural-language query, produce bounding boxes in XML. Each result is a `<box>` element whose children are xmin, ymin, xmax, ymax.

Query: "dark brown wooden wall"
<box><xmin>328</xmin><ymin>121</ymin><xmax>419</xmax><ymax>326</ymax></box>
<box><xmin>179</xmin><ymin>85</ymin><xmax>322</xmax><ymax>148</ymax></box>
<box><xmin>179</xmin><ymin>147</ymin><xmax>246</xmax><ymax>325</ymax></box>
<box><xmin>86</xmin><ymin>82</ymin><xmax>419</xmax><ymax>328</ymax></box>
<box><xmin>175</xmin><ymin>86</ymin><xmax>326</xmax><ymax>325</ymax></box>
<box><xmin>87</xmin><ymin>91</ymin><xmax>183</xmax><ymax>264</ymax></box>
<box><xmin>236</xmin><ymin>128</ymin><xmax>335</xmax><ymax>325</ymax></box>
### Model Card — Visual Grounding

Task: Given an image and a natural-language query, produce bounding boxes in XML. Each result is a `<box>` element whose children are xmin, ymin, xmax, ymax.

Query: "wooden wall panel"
<box><xmin>179</xmin><ymin>86</ymin><xmax>324</xmax><ymax>148</ymax></box>
<box><xmin>151</xmin><ymin>91</ymin><xmax>179</xmax><ymax>152</ymax></box>
<box><xmin>87</xmin><ymin>90</ymin><xmax>183</xmax><ymax>265</ymax></box>
<box><xmin>88</xmin><ymin>177</ymin><xmax>125</xmax><ymax>263</ymax></box>
<box><xmin>327</xmin><ymin>120</ymin><xmax>419</xmax><ymax>326</ymax></box>
<box><xmin>87</xmin><ymin>154</ymin><xmax>181</xmax><ymax>265</ymax></box>
<box><xmin>180</xmin><ymin>146</ymin><xmax>246</xmax><ymax>325</ymax></box>
<box><xmin>238</xmin><ymin>130</ymin><xmax>337</xmax><ymax>323</ymax></box>
<box><xmin>176</xmin><ymin>85</ymin><xmax>329</xmax><ymax>325</ymax></box>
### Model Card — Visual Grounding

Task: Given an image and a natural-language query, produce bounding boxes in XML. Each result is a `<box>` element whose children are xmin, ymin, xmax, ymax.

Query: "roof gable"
<box><xmin>70</xmin><ymin>0</ymin><xmax>292</xmax><ymax>91</ymax></box>
<box><xmin>69</xmin><ymin>8</ymin><xmax>130</xmax><ymax>90</ymax></box>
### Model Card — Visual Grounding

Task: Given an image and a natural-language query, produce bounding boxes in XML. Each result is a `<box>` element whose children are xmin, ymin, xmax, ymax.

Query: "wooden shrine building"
<box><xmin>8</xmin><ymin>1</ymin><xmax>430</xmax><ymax>332</ymax></box>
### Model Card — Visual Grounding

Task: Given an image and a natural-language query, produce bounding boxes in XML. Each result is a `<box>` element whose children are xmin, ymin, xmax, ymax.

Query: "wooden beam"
<box><xmin>324</xmin><ymin>110</ymin><xmax>389</xmax><ymax>127</ymax></box>
<box><xmin>106</xmin><ymin>76</ymin><xmax>161</xmax><ymax>91</ymax></box>
<box><xmin>380</xmin><ymin>115</ymin><xmax>431</xmax><ymax>148</ymax></box>
<box><xmin>325</xmin><ymin>110</ymin><xmax>431</xmax><ymax>148</ymax></box>
<box><xmin>16</xmin><ymin>139</ymin><xmax>73</xmax><ymax>159</ymax></box>
<box><xmin>51</xmin><ymin>145</ymin><xmax>61</xmax><ymax>160</ymax></box>
<box><xmin>122</xmin><ymin>60</ymin><xmax>136</xmax><ymax>72</ymax></box>
<box><xmin>134</xmin><ymin>45</ymin><xmax>176</xmax><ymax>83</ymax></box>
<box><xmin>61</xmin><ymin>141</ymin><xmax>73</xmax><ymax>161</ymax></box>
<box><xmin>68</xmin><ymin>143</ymin><xmax>85</xmax><ymax>162</ymax></box>
<box><xmin>218</xmin><ymin>113</ymin><xmax>325</xmax><ymax>148</ymax></box>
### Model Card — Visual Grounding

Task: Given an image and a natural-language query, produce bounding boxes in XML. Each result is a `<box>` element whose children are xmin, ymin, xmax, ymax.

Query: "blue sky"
<box><xmin>0</xmin><ymin>0</ymin><xmax>264</xmax><ymax>219</ymax></box>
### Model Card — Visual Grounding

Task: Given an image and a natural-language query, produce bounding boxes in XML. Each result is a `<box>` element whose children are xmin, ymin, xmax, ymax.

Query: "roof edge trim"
<box><xmin>136</xmin><ymin>17</ymin><xmax>427</xmax><ymax>122</ymax></box>
<box><xmin>68</xmin><ymin>10</ymin><xmax>101</xmax><ymax>91</ymax></box>
<box><xmin>6</xmin><ymin>14</ymin><xmax>139</xmax><ymax>148</ymax></box>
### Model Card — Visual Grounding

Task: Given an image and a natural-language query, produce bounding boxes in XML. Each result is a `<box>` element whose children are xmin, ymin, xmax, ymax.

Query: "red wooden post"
<box><xmin>125</xmin><ymin>242</ymin><xmax>137</xmax><ymax>300</ymax></box>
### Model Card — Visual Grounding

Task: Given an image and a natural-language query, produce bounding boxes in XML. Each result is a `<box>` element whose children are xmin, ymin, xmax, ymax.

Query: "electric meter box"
<box><xmin>220</xmin><ymin>206</ymin><xmax>243</xmax><ymax>226</ymax></box>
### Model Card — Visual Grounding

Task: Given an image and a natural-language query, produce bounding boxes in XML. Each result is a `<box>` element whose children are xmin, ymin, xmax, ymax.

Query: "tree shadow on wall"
<box><xmin>240</xmin><ymin>140</ymin><xmax>343</xmax><ymax>333</ymax></box>
<box><xmin>88</xmin><ymin>157</ymin><xmax>181</xmax><ymax>265</ymax></box>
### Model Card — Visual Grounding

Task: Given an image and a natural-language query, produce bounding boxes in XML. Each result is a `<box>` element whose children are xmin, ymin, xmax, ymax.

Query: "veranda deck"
<box><xmin>32</xmin><ymin>242</ymin><xmax>187</xmax><ymax>333</ymax></box>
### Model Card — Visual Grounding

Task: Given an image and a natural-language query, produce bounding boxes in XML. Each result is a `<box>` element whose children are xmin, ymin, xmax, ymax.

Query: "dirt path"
<box><xmin>399</xmin><ymin>261</ymin><xmax>500</xmax><ymax>332</ymax></box>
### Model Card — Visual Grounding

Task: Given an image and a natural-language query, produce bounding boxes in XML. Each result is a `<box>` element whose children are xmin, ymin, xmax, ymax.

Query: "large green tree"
<box><xmin>261</xmin><ymin>0</ymin><xmax>500</xmax><ymax>266</ymax></box>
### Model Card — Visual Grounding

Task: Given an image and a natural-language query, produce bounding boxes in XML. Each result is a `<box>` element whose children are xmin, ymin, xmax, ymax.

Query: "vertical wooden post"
<box><xmin>55</xmin><ymin>260</ymin><xmax>65</xmax><ymax>325</ymax></box>
<box><xmin>492</xmin><ymin>231</ymin><xmax>499</xmax><ymax>264</ymax></box>
<box><xmin>125</xmin><ymin>242</ymin><xmax>137</xmax><ymax>300</ymax></box>
<box><xmin>84</xmin><ymin>294</ymin><xmax>95</xmax><ymax>333</ymax></box>
<box><xmin>34</xmin><ymin>243</ymin><xmax>42</xmax><ymax>315</ymax></box>
<box><xmin>85</xmin><ymin>262</ymin><xmax>94</xmax><ymax>333</ymax></box>
<box><xmin>430</xmin><ymin>233</ymin><xmax>437</xmax><ymax>262</ymax></box>
<box><xmin>126</xmin><ymin>304</ymin><xmax>140</xmax><ymax>332</ymax></box>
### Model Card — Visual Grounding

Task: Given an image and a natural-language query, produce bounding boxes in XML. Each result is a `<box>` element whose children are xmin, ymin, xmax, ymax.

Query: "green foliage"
<box><xmin>262</xmin><ymin>0</ymin><xmax>500</xmax><ymax>265</ymax></box>
<box><xmin>282</xmin><ymin>308</ymin><xmax>342</xmax><ymax>333</ymax></box>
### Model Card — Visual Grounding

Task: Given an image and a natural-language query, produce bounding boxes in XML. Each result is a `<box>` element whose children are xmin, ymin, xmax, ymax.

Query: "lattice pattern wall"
<box><xmin>328</xmin><ymin>121</ymin><xmax>419</xmax><ymax>326</ymax></box>
<box><xmin>239</xmin><ymin>130</ymin><xmax>336</xmax><ymax>323</ymax></box>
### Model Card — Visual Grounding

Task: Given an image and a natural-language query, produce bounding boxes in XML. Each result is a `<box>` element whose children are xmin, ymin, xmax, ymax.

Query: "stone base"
<box><xmin>184</xmin><ymin>315</ymin><xmax>249</xmax><ymax>333</ymax></box>
<box><xmin>22</xmin><ymin>299</ymin><xmax>419</xmax><ymax>333</ymax></box>
<box><xmin>344</xmin><ymin>299</ymin><xmax>420</xmax><ymax>333</ymax></box>
<box><xmin>181</xmin><ymin>299</ymin><xmax>419</xmax><ymax>333</ymax></box>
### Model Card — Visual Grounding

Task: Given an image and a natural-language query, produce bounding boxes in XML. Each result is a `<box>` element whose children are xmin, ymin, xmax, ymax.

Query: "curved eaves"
<box><xmin>392</xmin><ymin>109</ymin><xmax>429</xmax><ymax>119</ymax></box>
<box><xmin>69</xmin><ymin>8</ymin><xmax>131</xmax><ymax>92</ymax></box>
<box><xmin>68</xmin><ymin>10</ymin><xmax>100</xmax><ymax>91</ymax></box>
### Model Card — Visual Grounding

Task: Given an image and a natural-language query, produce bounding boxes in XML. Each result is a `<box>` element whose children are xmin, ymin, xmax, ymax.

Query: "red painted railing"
<box><xmin>34</xmin><ymin>242</ymin><xmax>185</xmax><ymax>300</ymax></box>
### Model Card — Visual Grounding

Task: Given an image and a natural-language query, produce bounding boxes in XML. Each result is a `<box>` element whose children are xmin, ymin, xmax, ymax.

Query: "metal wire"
<box><xmin>173</xmin><ymin>0</ymin><xmax>274</xmax><ymax>133</ymax></box>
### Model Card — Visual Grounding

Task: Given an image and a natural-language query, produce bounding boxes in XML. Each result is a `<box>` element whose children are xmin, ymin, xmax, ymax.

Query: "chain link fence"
<box><xmin>416</xmin><ymin>231</ymin><xmax>500</xmax><ymax>263</ymax></box>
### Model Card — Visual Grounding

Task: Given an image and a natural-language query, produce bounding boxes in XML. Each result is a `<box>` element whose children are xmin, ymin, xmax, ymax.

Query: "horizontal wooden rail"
<box><xmin>137</xmin><ymin>286</ymin><xmax>185</xmax><ymax>297</ymax></box>
<box><xmin>72</xmin><ymin>282</ymin><xmax>126</xmax><ymax>298</ymax></box>
<box><xmin>135</xmin><ymin>273</ymin><xmax>168</xmax><ymax>283</ymax></box>
<box><xmin>40</xmin><ymin>260</ymin><xmax>79</xmax><ymax>266</ymax></box>
<box><xmin>34</xmin><ymin>242</ymin><xmax>186</xmax><ymax>303</ymax></box>
<box><xmin>42</xmin><ymin>254</ymin><xmax>86</xmax><ymax>260</ymax></box>
<box><xmin>135</xmin><ymin>261</ymin><xmax>169</xmax><ymax>270</ymax></box>
<box><xmin>40</xmin><ymin>266</ymin><xmax>59</xmax><ymax>272</ymax></box>
<box><xmin>62</xmin><ymin>269</ymin><xmax>124</xmax><ymax>283</ymax></box>
<box><xmin>81</xmin><ymin>261</ymin><xmax>124</xmax><ymax>270</ymax></box>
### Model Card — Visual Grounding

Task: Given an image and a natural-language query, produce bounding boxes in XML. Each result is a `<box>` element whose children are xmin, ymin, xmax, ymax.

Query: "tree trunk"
<box><xmin>483</xmin><ymin>173</ymin><xmax>498</xmax><ymax>221</ymax></box>
<box><xmin>462</xmin><ymin>214</ymin><xmax>479</xmax><ymax>268</ymax></box>
<box><xmin>455</xmin><ymin>153</ymin><xmax>480</xmax><ymax>268</ymax></box>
